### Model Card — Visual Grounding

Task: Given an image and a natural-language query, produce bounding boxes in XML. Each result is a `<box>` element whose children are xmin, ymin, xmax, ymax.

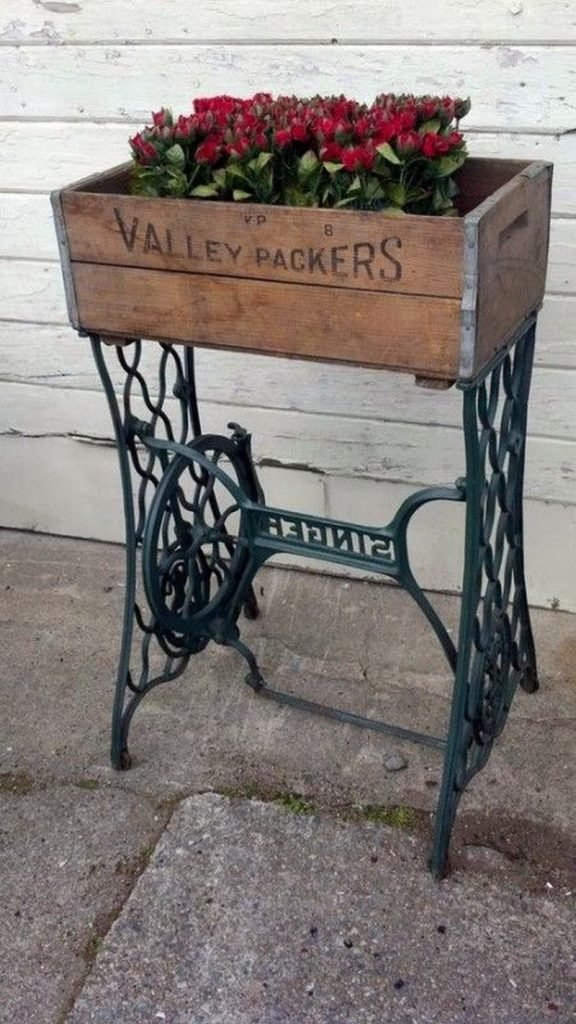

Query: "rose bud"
<box><xmin>354</xmin><ymin>115</ymin><xmax>371</xmax><ymax>138</ymax></box>
<box><xmin>130</xmin><ymin>133</ymin><xmax>158</xmax><ymax>164</ymax></box>
<box><xmin>398</xmin><ymin>109</ymin><xmax>417</xmax><ymax>132</ymax></box>
<box><xmin>454</xmin><ymin>97</ymin><xmax>471</xmax><ymax>120</ymax></box>
<box><xmin>395</xmin><ymin>130</ymin><xmax>421</xmax><ymax>157</ymax></box>
<box><xmin>152</xmin><ymin>108</ymin><xmax>173</xmax><ymax>129</ymax></box>
<box><xmin>174</xmin><ymin>115</ymin><xmax>193</xmax><ymax>141</ymax></box>
<box><xmin>440</xmin><ymin>96</ymin><xmax>456</xmax><ymax>121</ymax></box>
<box><xmin>420</xmin><ymin>98</ymin><xmax>439</xmax><ymax>121</ymax></box>
<box><xmin>447</xmin><ymin>130</ymin><xmax>464</xmax><ymax>148</ymax></box>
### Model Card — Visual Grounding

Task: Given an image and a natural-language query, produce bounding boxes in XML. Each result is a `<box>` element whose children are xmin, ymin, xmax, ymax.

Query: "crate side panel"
<box><xmin>473</xmin><ymin>165</ymin><xmax>552</xmax><ymax>374</ymax></box>
<box><xmin>61</xmin><ymin>192</ymin><xmax>464</xmax><ymax>299</ymax></box>
<box><xmin>455</xmin><ymin>158</ymin><xmax>532</xmax><ymax>215</ymax></box>
<box><xmin>71</xmin><ymin>263</ymin><xmax>461</xmax><ymax>377</ymax></box>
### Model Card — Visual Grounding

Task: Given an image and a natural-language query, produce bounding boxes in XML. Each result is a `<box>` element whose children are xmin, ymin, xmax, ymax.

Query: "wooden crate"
<box><xmin>52</xmin><ymin>157</ymin><xmax>552</xmax><ymax>382</ymax></box>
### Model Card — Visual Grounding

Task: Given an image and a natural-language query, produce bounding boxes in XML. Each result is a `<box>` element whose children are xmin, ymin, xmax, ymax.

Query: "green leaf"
<box><xmin>405</xmin><ymin>186</ymin><xmax>430</xmax><ymax>203</ymax></box>
<box><xmin>385</xmin><ymin>181</ymin><xmax>407</xmax><ymax>207</ymax></box>
<box><xmin>323</xmin><ymin>161</ymin><xmax>344</xmax><ymax>175</ymax></box>
<box><xmin>212</xmin><ymin>168</ymin><xmax>226</xmax><ymax>187</ymax></box>
<box><xmin>347</xmin><ymin>175</ymin><xmax>362</xmax><ymax>193</ymax></box>
<box><xmin>165</xmin><ymin>167</ymin><xmax>188</xmax><ymax>197</ymax></box>
<box><xmin>232</xmin><ymin>189</ymin><xmax>252</xmax><ymax>201</ymax></box>
<box><xmin>363</xmin><ymin>178</ymin><xmax>385</xmax><ymax>201</ymax></box>
<box><xmin>226</xmin><ymin>162</ymin><xmax>250</xmax><ymax>180</ymax></box>
<box><xmin>335</xmin><ymin>196</ymin><xmax>358</xmax><ymax>208</ymax></box>
<box><xmin>248</xmin><ymin>151</ymin><xmax>273</xmax><ymax>173</ymax></box>
<box><xmin>434</xmin><ymin>153</ymin><xmax>467</xmax><ymax>178</ymax></box>
<box><xmin>189</xmin><ymin>184</ymin><xmax>220</xmax><ymax>198</ymax></box>
<box><xmin>431</xmin><ymin>183</ymin><xmax>454</xmax><ymax>212</ymax></box>
<box><xmin>285</xmin><ymin>187</ymin><xmax>316</xmax><ymax>207</ymax></box>
<box><xmin>418</xmin><ymin>118</ymin><xmax>441</xmax><ymax>135</ymax></box>
<box><xmin>132</xmin><ymin>180</ymin><xmax>160</xmax><ymax>197</ymax></box>
<box><xmin>375</xmin><ymin>142</ymin><xmax>401</xmax><ymax>165</ymax></box>
<box><xmin>131</xmin><ymin>165</ymin><xmax>163</xmax><ymax>196</ymax></box>
<box><xmin>299</xmin><ymin>149</ymin><xmax>320</xmax><ymax>176</ymax></box>
<box><xmin>165</xmin><ymin>143</ymin><xmax>185</xmax><ymax>168</ymax></box>
<box><xmin>372</xmin><ymin>161</ymin><xmax>392</xmax><ymax>179</ymax></box>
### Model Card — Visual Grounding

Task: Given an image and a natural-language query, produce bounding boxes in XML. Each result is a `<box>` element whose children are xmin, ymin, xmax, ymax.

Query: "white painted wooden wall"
<box><xmin>1</xmin><ymin>1</ymin><xmax>575</xmax><ymax>609</ymax></box>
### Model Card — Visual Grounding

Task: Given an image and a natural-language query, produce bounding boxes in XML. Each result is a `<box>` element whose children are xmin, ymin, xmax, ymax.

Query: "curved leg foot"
<box><xmin>429</xmin><ymin>818</ymin><xmax>453</xmax><ymax>880</ymax></box>
<box><xmin>111</xmin><ymin>745</ymin><xmax>133</xmax><ymax>771</ymax></box>
<box><xmin>227</xmin><ymin>635</ymin><xmax>265</xmax><ymax>691</ymax></box>
<box><xmin>520</xmin><ymin>659</ymin><xmax>539</xmax><ymax>694</ymax></box>
<box><xmin>243</xmin><ymin>586</ymin><xmax>260</xmax><ymax>621</ymax></box>
<box><xmin>518</xmin><ymin>599</ymin><xmax>539</xmax><ymax>693</ymax></box>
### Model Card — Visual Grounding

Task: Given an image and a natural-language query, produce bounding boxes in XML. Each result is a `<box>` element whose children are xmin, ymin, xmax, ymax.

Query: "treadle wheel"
<box><xmin>142</xmin><ymin>435</ymin><xmax>255</xmax><ymax>641</ymax></box>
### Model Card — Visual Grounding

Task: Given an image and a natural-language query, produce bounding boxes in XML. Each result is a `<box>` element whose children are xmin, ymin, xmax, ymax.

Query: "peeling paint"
<box><xmin>496</xmin><ymin>45</ymin><xmax>537</xmax><ymax>68</ymax></box>
<box><xmin>30</xmin><ymin>20</ymin><xmax>63</xmax><ymax>42</ymax></box>
<box><xmin>34</xmin><ymin>0</ymin><xmax>82</xmax><ymax>12</ymax></box>
<box><xmin>0</xmin><ymin>19</ymin><xmax>27</xmax><ymax>40</ymax></box>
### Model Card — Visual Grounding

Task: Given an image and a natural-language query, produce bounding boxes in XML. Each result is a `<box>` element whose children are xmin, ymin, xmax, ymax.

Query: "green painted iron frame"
<box><xmin>89</xmin><ymin>315</ymin><xmax>539</xmax><ymax>877</ymax></box>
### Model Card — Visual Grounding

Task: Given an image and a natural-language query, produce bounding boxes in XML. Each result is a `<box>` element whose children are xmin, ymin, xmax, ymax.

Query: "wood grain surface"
<box><xmin>72</xmin><ymin>262</ymin><xmax>462</xmax><ymax>377</ymax></box>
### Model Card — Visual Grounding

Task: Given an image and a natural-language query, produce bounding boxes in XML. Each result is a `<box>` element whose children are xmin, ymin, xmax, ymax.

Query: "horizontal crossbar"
<box><xmin>247</xmin><ymin>678</ymin><xmax>447</xmax><ymax>751</ymax></box>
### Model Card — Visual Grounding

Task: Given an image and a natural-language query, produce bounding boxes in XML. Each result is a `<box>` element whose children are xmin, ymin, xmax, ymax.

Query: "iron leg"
<box><xmin>431</xmin><ymin>321</ymin><xmax>539</xmax><ymax>877</ymax></box>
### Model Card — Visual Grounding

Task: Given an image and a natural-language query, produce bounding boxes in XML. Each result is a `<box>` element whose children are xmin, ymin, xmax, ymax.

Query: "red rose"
<box><xmin>421</xmin><ymin>135</ymin><xmax>437</xmax><ymax>158</ymax></box>
<box><xmin>274</xmin><ymin>128</ymin><xmax>292</xmax><ymax>147</ymax></box>
<box><xmin>290</xmin><ymin>121</ymin><xmax>308</xmax><ymax>142</ymax></box>
<box><xmin>321</xmin><ymin>140</ymin><xmax>343</xmax><ymax>161</ymax></box>
<box><xmin>340</xmin><ymin>147</ymin><xmax>359</xmax><ymax>171</ymax></box>
<box><xmin>341</xmin><ymin>145</ymin><xmax>374</xmax><ymax>172</ymax></box>
<box><xmin>226</xmin><ymin>137</ymin><xmax>250</xmax><ymax>158</ymax></box>
<box><xmin>195</xmin><ymin>139</ymin><xmax>220</xmax><ymax>163</ymax></box>
<box><xmin>374</xmin><ymin>119</ymin><xmax>399</xmax><ymax>145</ymax></box>
<box><xmin>318</xmin><ymin>117</ymin><xmax>338</xmax><ymax>139</ymax></box>
<box><xmin>421</xmin><ymin>133</ymin><xmax>451</xmax><ymax>158</ymax></box>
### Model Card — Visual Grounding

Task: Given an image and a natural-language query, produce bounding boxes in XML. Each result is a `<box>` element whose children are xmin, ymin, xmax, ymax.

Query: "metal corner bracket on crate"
<box><xmin>88</xmin><ymin>317</ymin><xmax>540</xmax><ymax>879</ymax></box>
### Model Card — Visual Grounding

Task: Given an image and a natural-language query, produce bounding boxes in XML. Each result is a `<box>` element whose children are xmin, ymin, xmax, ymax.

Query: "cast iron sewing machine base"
<box><xmin>90</xmin><ymin>317</ymin><xmax>539</xmax><ymax>878</ymax></box>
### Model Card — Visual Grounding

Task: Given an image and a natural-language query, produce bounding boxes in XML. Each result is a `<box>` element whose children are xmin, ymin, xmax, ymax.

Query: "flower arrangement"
<box><xmin>129</xmin><ymin>92</ymin><xmax>470</xmax><ymax>216</ymax></box>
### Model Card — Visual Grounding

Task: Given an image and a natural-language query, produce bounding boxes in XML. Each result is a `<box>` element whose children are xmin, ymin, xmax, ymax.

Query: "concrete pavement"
<box><xmin>1</xmin><ymin>529</ymin><xmax>575</xmax><ymax>1023</ymax></box>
